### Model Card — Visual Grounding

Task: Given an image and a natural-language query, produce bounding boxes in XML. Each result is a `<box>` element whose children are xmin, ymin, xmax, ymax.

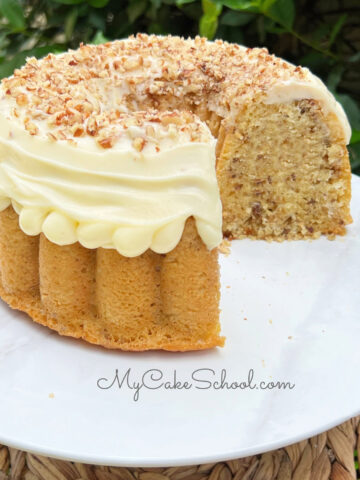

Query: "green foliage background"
<box><xmin>0</xmin><ymin>0</ymin><xmax>359</xmax><ymax>173</ymax></box>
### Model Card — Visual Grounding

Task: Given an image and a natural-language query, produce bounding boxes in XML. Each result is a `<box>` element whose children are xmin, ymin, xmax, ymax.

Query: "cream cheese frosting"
<box><xmin>0</xmin><ymin>108</ymin><xmax>223</xmax><ymax>256</ymax></box>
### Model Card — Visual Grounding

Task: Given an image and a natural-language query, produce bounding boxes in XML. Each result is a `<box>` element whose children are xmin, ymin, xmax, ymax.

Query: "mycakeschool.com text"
<box><xmin>96</xmin><ymin>368</ymin><xmax>295</xmax><ymax>401</ymax></box>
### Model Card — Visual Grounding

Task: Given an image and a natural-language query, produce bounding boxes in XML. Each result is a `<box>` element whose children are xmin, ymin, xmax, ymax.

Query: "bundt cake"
<box><xmin>0</xmin><ymin>34</ymin><xmax>352</xmax><ymax>351</ymax></box>
<box><xmin>0</xmin><ymin>109</ymin><xmax>223</xmax><ymax>351</ymax></box>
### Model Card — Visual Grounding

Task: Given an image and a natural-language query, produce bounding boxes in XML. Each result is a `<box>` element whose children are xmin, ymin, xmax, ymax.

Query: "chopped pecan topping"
<box><xmin>0</xmin><ymin>34</ymin><xmax>308</xmax><ymax>149</ymax></box>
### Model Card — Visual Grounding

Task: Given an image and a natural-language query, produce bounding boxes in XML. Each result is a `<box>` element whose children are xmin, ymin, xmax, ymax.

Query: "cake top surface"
<box><xmin>0</xmin><ymin>33</ymin><xmax>351</xmax><ymax>146</ymax></box>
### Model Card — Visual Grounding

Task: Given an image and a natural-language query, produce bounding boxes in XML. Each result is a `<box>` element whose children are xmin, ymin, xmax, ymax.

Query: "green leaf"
<box><xmin>327</xmin><ymin>65</ymin><xmax>344</xmax><ymax>93</ymax></box>
<box><xmin>335</xmin><ymin>93</ymin><xmax>360</xmax><ymax>131</ymax></box>
<box><xmin>202</xmin><ymin>0</ymin><xmax>222</xmax><ymax>16</ymax></box>
<box><xmin>220</xmin><ymin>10</ymin><xmax>254</xmax><ymax>26</ymax></box>
<box><xmin>87</xmin><ymin>0</ymin><xmax>110</xmax><ymax>7</ymax></box>
<box><xmin>127</xmin><ymin>0</ymin><xmax>148</xmax><ymax>23</ymax></box>
<box><xmin>92</xmin><ymin>30</ymin><xmax>109</xmax><ymax>44</ymax></box>
<box><xmin>0</xmin><ymin>0</ymin><xmax>25</xmax><ymax>32</ymax></box>
<box><xmin>64</xmin><ymin>7</ymin><xmax>78</xmax><ymax>42</ymax></box>
<box><xmin>176</xmin><ymin>0</ymin><xmax>196</xmax><ymax>6</ymax></box>
<box><xmin>88</xmin><ymin>11</ymin><xmax>106</xmax><ymax>30</ymax></box>
<box><xmin>221</xmin><ymin>0</ymin><xmax>259</xmax><ymax>13</ymax></box>
<box><xmin>199</xmin><ymin>0</ymin><xmax>222</xmax><ymax>39</ymax></box>
<box><xmin>263</xmin><ymin>0</ymin><xmax>295</xmax><ymax>30</ymax></box>
<box><xmin>0</xmin><ymin>45</ymin><xmax>65</xmax><ymax>79</ymax></box>
<box><xmin>328</xmin><ymin>13</ymin><xmax>347</xmax><ymax>47</ymax></box>
<box><xmin>350</xmin><ymin>130</ymin><xmax>360</xmax><ymax>145</ymax></box>
<box><xmin>199</xmin><ymin>13</ymin><xmax>219</xmax><ymax>39</ymax></box>
<box><xmin>260</xmin><ymin>0</ymin><xmax>276</xmax><ymax>10</ymax></box>
<box><xmin>52</xmin><ymin>0</ymin><xmax>84</xmax><ymax>4</ymax></box>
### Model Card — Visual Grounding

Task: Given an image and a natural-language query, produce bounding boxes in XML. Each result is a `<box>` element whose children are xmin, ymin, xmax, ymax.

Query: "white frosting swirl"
<box><xmin>0</xmin><ymin>112</ymin><xmax>222</xmax><ymax>256</ymax></box>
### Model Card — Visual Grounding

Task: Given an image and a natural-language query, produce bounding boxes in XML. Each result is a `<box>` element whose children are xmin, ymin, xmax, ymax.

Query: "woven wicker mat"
<box><xmin>0</xmin><ymin>416</ymin><xmax>359</xmax><ymax>480</ymax></box>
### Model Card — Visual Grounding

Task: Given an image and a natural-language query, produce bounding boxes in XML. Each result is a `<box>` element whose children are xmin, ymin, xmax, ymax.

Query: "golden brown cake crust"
<box><xmin>0</xmin><ymin>284</ymin><xmax>224</xmax><ymax>351</ymax></box>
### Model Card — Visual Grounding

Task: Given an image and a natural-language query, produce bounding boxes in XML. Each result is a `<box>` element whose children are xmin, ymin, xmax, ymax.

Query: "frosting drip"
<box><xmin>0</xmin><ymin>113</ymin><xmax>222</xmax><ymax>256</ymax></box>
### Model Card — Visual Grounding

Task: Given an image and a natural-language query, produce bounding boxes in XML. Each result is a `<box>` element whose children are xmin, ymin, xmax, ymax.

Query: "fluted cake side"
<box><xmin>0</xmin><ymin>207</ymin><xmax>223</xmax><ymax>351</ymax></box>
